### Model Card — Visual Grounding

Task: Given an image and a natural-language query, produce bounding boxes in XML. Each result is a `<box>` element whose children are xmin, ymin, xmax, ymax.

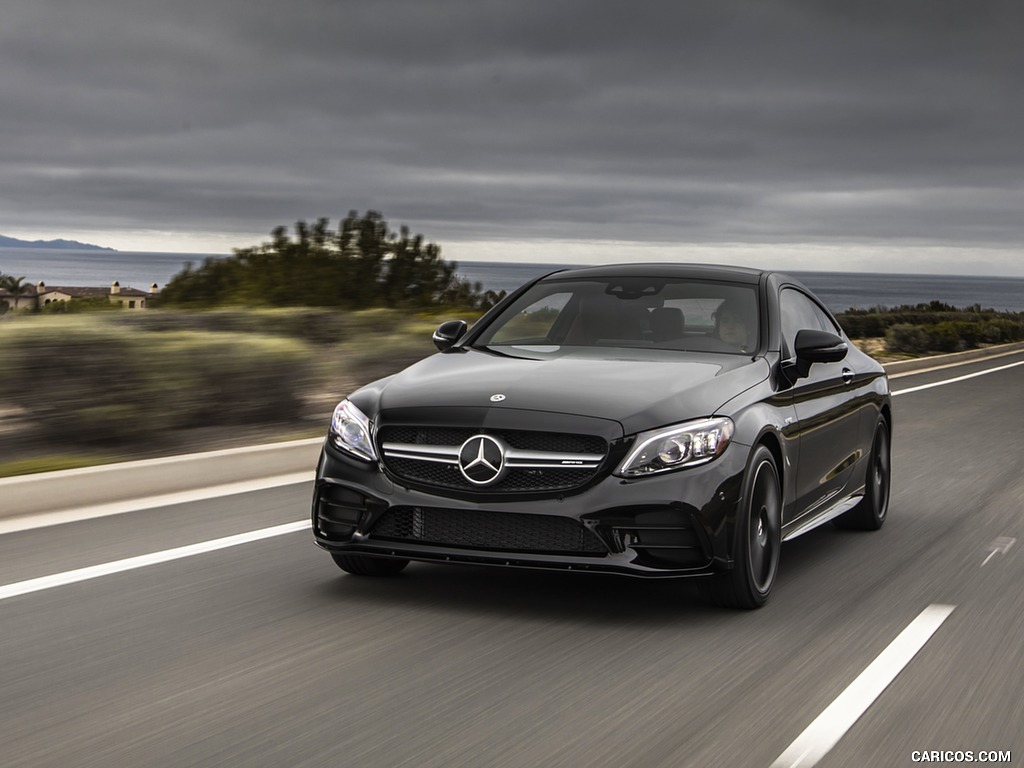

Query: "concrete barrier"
<box><xmin>883</xmin><ymin>340</ymin><xmax>1024</xmax><ymax>375</ymax></box>
<box><xmin>0</xmin><ymin>437</ymin><xmax>324</xmax><ymax>520</ymax></box>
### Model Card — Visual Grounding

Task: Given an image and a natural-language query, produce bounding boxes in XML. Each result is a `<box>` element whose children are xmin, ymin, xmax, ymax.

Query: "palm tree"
<box><xmin>0</xmin><ymin>272</ymin><xmax>29</xmax><ymax>311</ymax></box>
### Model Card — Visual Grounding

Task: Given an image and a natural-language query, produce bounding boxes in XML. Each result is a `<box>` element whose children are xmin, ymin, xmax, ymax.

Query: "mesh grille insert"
<box><xmin>369</xmin><ymin>506</ymin><xmax>607</xmax><ymax>555</ymax></box>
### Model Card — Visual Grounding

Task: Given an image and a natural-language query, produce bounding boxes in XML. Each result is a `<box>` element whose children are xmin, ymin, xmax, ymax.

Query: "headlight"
<box><xmin>329</xmin><ymin>399</ymin><xmax>377</xmax><ymax>462</ymax></box>
<box><xmin>615</xmin><ymin>417</ymin><xmax>734</xmax><ymax>477</ymax></box>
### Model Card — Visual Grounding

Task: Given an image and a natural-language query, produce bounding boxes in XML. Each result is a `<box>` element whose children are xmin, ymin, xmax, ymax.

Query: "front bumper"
<box><xmin>312</xmin><ymin>438</ymin><xmax>748</xmax><ymax>578</ymax></box>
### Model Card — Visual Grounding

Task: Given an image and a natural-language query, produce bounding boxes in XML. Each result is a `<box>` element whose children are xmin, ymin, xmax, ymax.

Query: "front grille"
<box><xmin>380</xmin><ymin>427</ymin><xmax>605</xmax><ymax>455</ymax></box>
<box><xmin>377</xmin><ymin>426</ymin><xmax>608</xmax><ymax>494</ymax></box>
<box><xmin>369</xmin><ymin>506</ymin><xmax>608</xmax><ymax>555</ymax></box>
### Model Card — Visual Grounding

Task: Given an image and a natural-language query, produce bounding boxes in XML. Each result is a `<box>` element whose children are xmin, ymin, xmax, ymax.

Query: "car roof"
<box><xmin>538</xmin><ymin>262</ymin><xmax>767</xmax><ymax>285</ymax></box>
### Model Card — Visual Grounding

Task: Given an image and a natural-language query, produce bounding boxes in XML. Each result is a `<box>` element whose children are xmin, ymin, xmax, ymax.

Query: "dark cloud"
<box><xmin>2</xmin><ymin>0</ymin><xmax>1023</xmax><ymax>265</ymax></box>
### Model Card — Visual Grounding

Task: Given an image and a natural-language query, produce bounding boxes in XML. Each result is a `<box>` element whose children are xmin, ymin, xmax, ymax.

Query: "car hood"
<box><xmin>374</xmin><ymin>346</ymin><xmax>770</xmax><ymax>435</ymax></box>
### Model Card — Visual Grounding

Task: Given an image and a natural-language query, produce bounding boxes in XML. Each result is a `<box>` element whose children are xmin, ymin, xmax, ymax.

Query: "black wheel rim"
<box><xmin>748</xmin><ymin>459</ymin><xmax>781</xmax><ymax>593</ymax></box>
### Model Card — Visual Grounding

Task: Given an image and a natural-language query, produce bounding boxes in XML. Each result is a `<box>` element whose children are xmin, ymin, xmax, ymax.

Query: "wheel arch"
<box><xmin>879</xmin><ymin>401</ymin><xmax>893</xmax><ymax>433</ymax></box>
<box><xmin>753</xmin><ymin>428</ymin><xmax>785</xmax><ymax>502</ymax></box>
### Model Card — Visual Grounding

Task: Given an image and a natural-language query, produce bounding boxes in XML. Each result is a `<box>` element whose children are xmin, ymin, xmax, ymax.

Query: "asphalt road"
<box><xmin>2</xmin><ymin>352</ymin><xmax>1023</xmax><ymax>767</ymax></box>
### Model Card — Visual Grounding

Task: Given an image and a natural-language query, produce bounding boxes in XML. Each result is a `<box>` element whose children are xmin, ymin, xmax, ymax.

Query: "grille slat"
<box><xmin>380</xmin><ymin>427</ymin><xmax>605</xmax><ymax>454</ymax></box>
<box><xmin>369</xmin><ymin>506</ymin><xmax>607</xmax><ymax>555</ymax></box>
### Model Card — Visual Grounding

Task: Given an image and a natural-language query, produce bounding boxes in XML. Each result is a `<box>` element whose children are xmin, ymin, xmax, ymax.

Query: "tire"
<box><xmin>835</xmin><ymin>417</ymin><xmax>890</xmax><ymax>531</ymax></box>
<box><xmin>331</xmin><ymin>553</ymin><xmax>409</xmax><ymax>576</ymax></box>
<box><xmin>705</xmin><ymin>445</ymin><xmax>782</xmax><ymax>609</ymax></box>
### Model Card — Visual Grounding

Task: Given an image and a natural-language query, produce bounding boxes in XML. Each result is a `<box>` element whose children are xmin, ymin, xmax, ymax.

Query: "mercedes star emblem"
<box><xmin>458</xmin><ymin>435</ymin><xmax>507</xmax><ymax>486</ymax></box>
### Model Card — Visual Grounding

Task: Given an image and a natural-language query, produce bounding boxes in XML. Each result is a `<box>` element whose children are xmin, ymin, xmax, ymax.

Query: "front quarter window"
<box><xmin>780</xmin><ymin>288</ymin><xmax>841</xmax><ymax>359</ymax></box>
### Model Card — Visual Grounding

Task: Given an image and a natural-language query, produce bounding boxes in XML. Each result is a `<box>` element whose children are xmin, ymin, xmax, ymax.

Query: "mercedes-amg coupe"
<box><xmin>312</xmin><ymin>264</ymin><xmax>891</xmax><ymax>608</ymax></box>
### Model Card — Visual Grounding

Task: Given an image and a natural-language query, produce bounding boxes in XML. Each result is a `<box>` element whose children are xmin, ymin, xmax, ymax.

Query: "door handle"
<box><xmin>842</xmin><ymin>368</ymin><xmax>855</xmax><ymax>385</ymax></box>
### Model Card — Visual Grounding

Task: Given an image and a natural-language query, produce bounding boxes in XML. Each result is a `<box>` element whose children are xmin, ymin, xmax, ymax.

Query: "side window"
<box><xmin>780</xmin><ymin>288</ymin><xmax>840</xmax><ymax>357</ymax></box>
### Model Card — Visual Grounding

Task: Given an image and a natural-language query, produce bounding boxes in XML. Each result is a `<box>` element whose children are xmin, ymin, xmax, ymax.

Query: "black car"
<box><xmin>312</xmin><ymin>264</ymin><xmax>891</xmax><ymax>608</ymax></box>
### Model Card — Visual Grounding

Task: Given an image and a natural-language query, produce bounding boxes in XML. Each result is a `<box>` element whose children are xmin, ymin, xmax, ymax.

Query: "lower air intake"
<box><xmin>369</xmin><ymin>506</ymin><xmax>607</xmax><ymax>555</ymax></box>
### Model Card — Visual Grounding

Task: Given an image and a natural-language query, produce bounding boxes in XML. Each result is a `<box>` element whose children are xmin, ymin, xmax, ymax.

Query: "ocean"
<box><xmin>454</xmin><ymin>262</ymin><xmax>1024</xmax><ymax>313</ymax></box>
<box><xmin>3</xmin><ymin>248</ymin><xmax>1024</xmax><ymax>313</ymax></box>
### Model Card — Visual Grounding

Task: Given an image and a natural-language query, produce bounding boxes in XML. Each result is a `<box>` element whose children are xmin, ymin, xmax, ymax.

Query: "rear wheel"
<box><xmin>835</xmin><ymin>417</ymin><xmax>890</xmax><ymax>531</ymax></box>
<box><xmin>705</xmin><ymin>445</ymin><xmax>781</xmax><ymax>609</ymax></box>
<box><xmin>331</xmin><ymin>553</ymin><xmax>409</xmax><ymax>576</ymax></box>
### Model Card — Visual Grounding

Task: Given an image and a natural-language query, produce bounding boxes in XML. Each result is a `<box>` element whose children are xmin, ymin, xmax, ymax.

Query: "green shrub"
<box><xmin>0</xmin><ymin>323</ymin><xmax>145</xmax><ymax>441</ymax></box>
<box><xmin>0</xmin><ymin>320</ymin><xmax>315</xmax><ymax>443</ymax></box>
<box><xmin>836</xmin><ymin>303</ymin><xmax>1023</xmax><ymax>343</ymax></box>
<box><xmin>928</xmin><ymin>323</ymin><xmax>964</xmax><ymax>353</ymax></box>
<box><xmin>884</xmin><ymin>324</ymin><xmax>932</xmax><ymax>354</ymax></box>
<box><xmin>982</xmin><ymin>319</ymin><xmax>1023</xmax><ymax>343</ymax></box>
<box><xmin>41</xmin><ymin>296</ymin><xmax>122</xmax><ymax>313</ymax></box>
<box><xmin>836</xmin><ymin>313</ymin><xmax>888</xmax><ymax>339</ymax></box>
<box><xmin>139</xmin><ymin>332</ymin><xmax>313</xmax><ymax>427</ymax></box>
<box><xmin>117</xmin><ymin>307</ymin><xmax>412</xmax><ymax>347</ymax></box>
<box><xmin>882</xmin><ymin>317</ymin><xmax>1023</xmax><ymax>355</ymax></box>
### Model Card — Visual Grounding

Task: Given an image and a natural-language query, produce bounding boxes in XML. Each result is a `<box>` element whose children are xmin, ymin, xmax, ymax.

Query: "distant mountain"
<box><xmin>0</xmin><ymin>234</ymin><xmax>116</xmax><ymax>251</ymax></box>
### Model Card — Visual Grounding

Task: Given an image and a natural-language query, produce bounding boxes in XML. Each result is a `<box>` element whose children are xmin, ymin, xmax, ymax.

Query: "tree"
<box><xmin>157</xmin><ymin>211</ymin><xmax>504</xmax><ymax>311</ymax></box>
<box><xmin>0</xmin><ymin>271</ymin><xmax>29</xmax><ymax>311</ymax></box>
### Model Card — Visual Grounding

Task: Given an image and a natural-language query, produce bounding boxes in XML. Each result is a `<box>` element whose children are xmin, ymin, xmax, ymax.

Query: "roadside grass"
<box><xmin>0</xmin><ymin>454</ymin><xmax>120</xmax><ymax>478</ymax></box>
<box><xmin>0</xmin><ymin>307</ymin><xmax>479</xmax><ymax>476</ymax></box>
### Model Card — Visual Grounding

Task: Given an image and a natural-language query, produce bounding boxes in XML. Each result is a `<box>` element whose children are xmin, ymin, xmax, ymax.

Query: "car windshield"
<box><xmin>473</xmin><ymin>276</ymin><xmax>759</xmax><ymax>356</ymax></box>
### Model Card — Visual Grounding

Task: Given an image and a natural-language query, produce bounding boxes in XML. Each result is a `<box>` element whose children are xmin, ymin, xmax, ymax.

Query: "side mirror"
<box><xmin>795</xmin><ymin>329</ymin><xmax>848</xmax><ymax>363</ymax></box>
<box><xmin>432</xmin><ymin>319</ymin><xmax>468</xmax><ymax>351</ymax></box>
<box><xmin>785</xmin><ymin>329</ymin><xmax>848</xmax><ymax>380</ymax></box>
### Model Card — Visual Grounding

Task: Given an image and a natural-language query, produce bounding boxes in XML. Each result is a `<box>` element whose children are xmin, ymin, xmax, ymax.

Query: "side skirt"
<box><xmin>781</xmin><ymin>487</ymin><xmax>865</xmax><ymax>542</ymax></box>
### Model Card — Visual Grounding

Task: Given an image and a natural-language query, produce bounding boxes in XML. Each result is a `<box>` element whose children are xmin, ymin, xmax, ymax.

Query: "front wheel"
<box><xmin>835</xmin><ymin>417</ymin><xmax>890</xmax><ymax>531</ymax></box>
<box><xmin>331</xmin><ymin>553</ymin><xmax>409</xmax><ymax>576</ymax></box>
<box><xmin>705</xmin><ymin>445</ymin><xmax>782</xmax><ymax>609</ymax></box>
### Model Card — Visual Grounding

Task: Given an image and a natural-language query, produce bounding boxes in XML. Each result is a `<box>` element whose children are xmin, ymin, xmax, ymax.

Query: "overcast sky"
<box><xmin>2</xmin><ymin>0</ymin><xmax>1023</xmax><ymax>273</ymax></box>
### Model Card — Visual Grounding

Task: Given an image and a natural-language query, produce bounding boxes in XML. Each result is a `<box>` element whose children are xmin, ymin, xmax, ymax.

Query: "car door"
<box><xmin>779</xmin><ymin>287</ymin><xmax>866</xmax><ymax>523</ymax></box>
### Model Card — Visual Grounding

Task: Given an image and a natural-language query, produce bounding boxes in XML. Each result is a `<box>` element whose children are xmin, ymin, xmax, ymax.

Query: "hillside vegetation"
<box><xmin>835</xmin><ymin>301</ymin><xmax>1023</xmax><ymax>354</ymax></box>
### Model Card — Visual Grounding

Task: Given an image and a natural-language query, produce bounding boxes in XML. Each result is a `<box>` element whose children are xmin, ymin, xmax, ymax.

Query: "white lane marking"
<box><xmin>982</xmin><ymin>537</ymin><xmax>1016</xmax><ymax>567</ymax></box>
<box><xmin>770</xmin><ymin>604</ymin><xmax>956</xmax><ymax>768</ymax></box>
<box><xmin>0</xmin><ymin>520</ymin><xmax>311</xmax><ymax>602</ymax></box>
<box><xmin>0</xmin><ymin>472</ymin><xmax>314</xmax><ymax>536</ymax></box>
<box><xmin>892</xmin><ymin>359</ymin><xmax>1024</xmax><ymax>396</ymax></box>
